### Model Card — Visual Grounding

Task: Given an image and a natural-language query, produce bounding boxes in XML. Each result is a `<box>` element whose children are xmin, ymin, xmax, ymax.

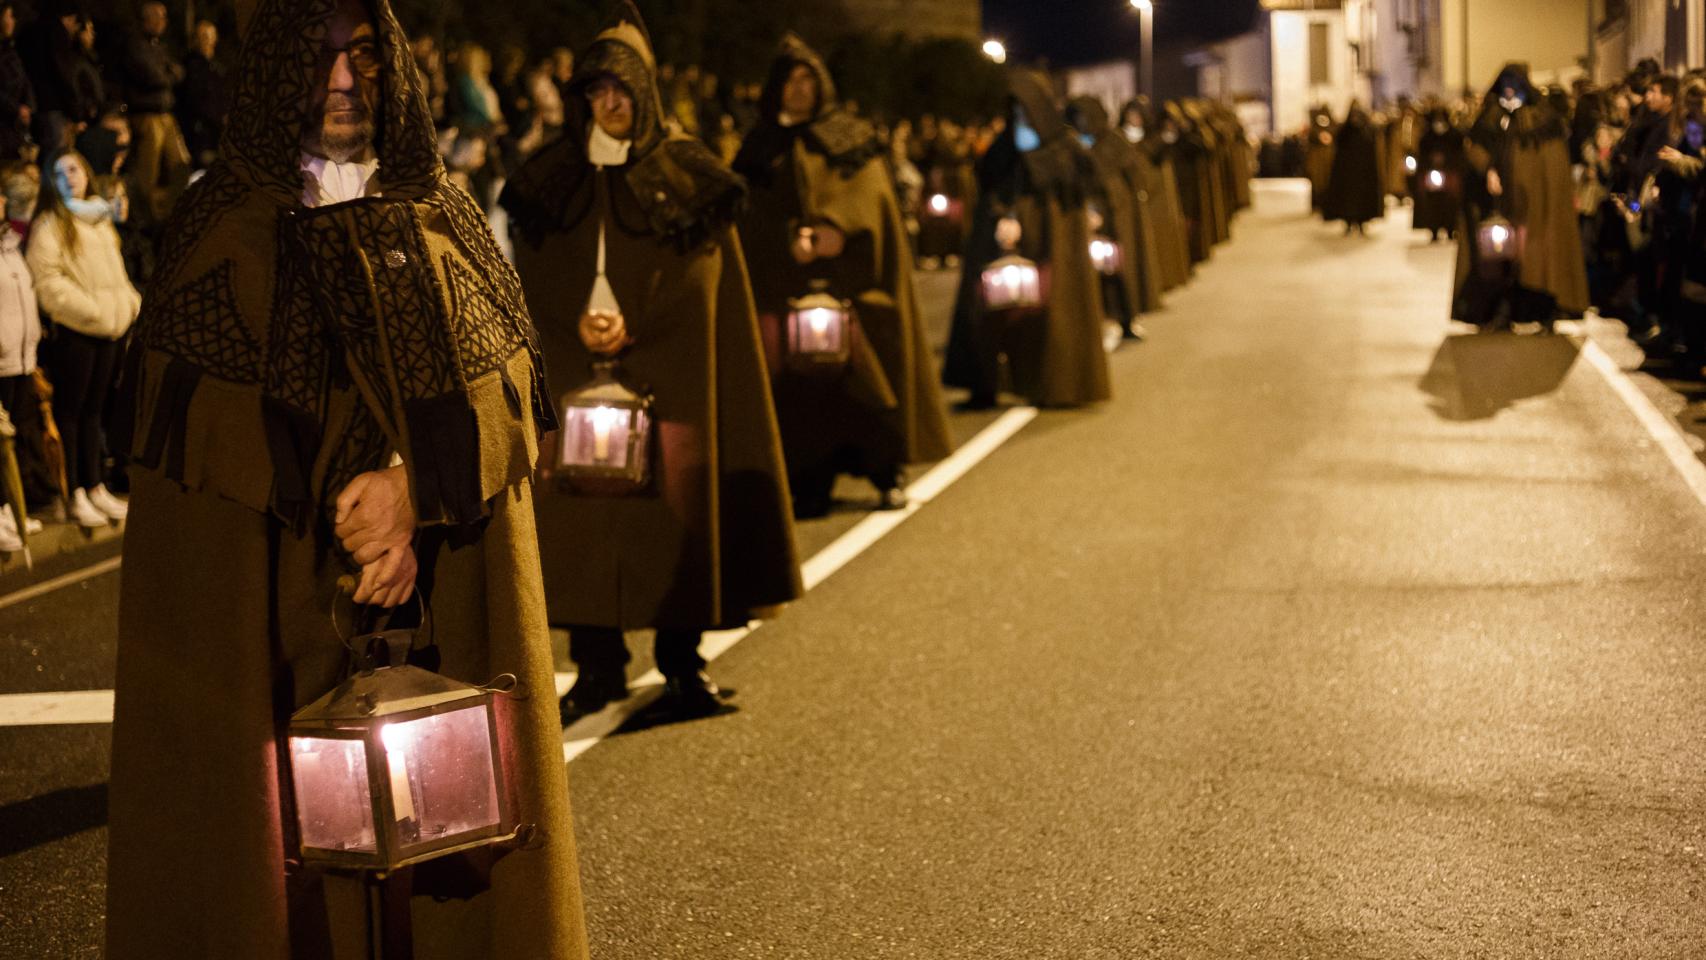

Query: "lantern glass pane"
<box><xmin>791</xmin><ymin>307</ymin><xmax>848</xmax><ymax>356</ymax></box>
<box><xmin>290</xmin><ymin>736</ymin><xmax>378</xmax><ymax>853</ymax></box>
<box><xmin>560</xmin><ymin>404</ymin><xmax>636</xmax><ymax>470</ymax></box>
<box><xmin>981</xmin><ymin>260</ymin><xmax>1043</xmax><ymax>311</ymax></box>
<box><xmin>379</xmin><ymin>707</ymin><xmax>502</xmax><ymax>853</ymax></box>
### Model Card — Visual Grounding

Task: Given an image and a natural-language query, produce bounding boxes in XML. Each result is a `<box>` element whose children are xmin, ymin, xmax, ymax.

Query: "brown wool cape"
<box><xmin>1069</xmin><ymin>96</ymin><xmax>1163</xmax><ymax>317</ymax></box>
<box><xmin>1126</xmin><ymin>97</ymin><xmax>1192</xmax><ymax>293</ymax></box>
<box><xmin>105</xmin><ymin>0</ymin><xmax>589</xmax><ymax>956</ymax></box>
<box><xmin>499</xmin><ymin>5</ymin><xmax>802</xmax><ymax>632</ymax></box>
<box><xmin>943</xmin><ymin>68</ymin><xmax>1111</xmax><ymax>408</ymax></box>
<box><xmin>1453</xmin><ymin>64</ymin><xmax>1589</xmax><ymax>319</ymax></box>
<box><xmin>732</xmin><ymin>35</ymin><xmax>954</xmax><ymax>491</ymax></box>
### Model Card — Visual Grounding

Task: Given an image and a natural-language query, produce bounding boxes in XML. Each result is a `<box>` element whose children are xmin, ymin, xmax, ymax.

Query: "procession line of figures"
<box><xmin>97</xmin><ymin>0</ymin><xmax>1255</xmax><ymax>956</ymax></box>
<box><xmin>1298</xmin><ymin>58</ymin><xmax>1706</xmax><ymax>352</ymax></box>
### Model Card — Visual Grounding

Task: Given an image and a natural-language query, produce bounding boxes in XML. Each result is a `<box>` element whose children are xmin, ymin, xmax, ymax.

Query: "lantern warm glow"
<box><xmin>929</xmin><ymin>193</ymin><xmax>950</xmax><ymax>215</ymax></box>
<box><xmin>1425</xmin><ymin>169</ymin><xmax>1445</xmax><ymax>191</ymax></box>
<box><xmin>1404</xmin><ymin>155</ymin><xmax>1418</xmax><ymax>174</ymax></box>
<box><xmin>981</xmin><ymin>254</ymin><xmax>1044</xmax><ymax>312</ymax></box>
<box><xmin>1477</xmin><ymin>214</ymin><xmax>1522</xmax><ymax>262</ymax></box>
<box><xmin>554</xmin><ymin>361</ymin><xmax>653</xmax><ymax>495</ymax></box>
<box><xmin>1089</xmin><ymin>238</ymin><xmax>1123</xmax><ymax>276</ymax></box>
<box><xmin>785</xmin><ymin>286</ymin><xmax>854</xmax><ymax>371</ymax></box>
<box><xmin>287</xmin><ymin>632</ymin><xmax>515</xmax><ymax>873</ymax></box>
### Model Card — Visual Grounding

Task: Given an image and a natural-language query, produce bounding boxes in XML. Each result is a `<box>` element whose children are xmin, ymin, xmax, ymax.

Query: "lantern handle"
<box><xmin>329</xmin><ymin>577</ymin><xmax>434</xmax><ymax>656</ymax></box>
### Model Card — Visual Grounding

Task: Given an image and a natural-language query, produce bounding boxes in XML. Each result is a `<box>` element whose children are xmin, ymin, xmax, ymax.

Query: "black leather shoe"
<box><xmin>559</xmin><ymin>670</ymin><xmax>629</xmax><ymax>726</ymax></box>
<box><xmin>876</xmin><ymin>486</ymin><xmax>909</xmax><ymax>511</ymax></box>
<box><xmin>659</xmin><ymin>671</ymin><xmax>731</xmax><ymax>719</ymax></box>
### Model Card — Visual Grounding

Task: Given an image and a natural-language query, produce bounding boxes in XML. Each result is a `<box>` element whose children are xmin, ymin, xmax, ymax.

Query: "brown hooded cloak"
<box><xmin>731</xmin><ymin>34</ymin><xmax>954</xmax><ymax>504</ymax></box>
<box><xmin>107</xmin><ymin>0</ymin><xmax>589</xmax><ymax>956</ymax></box>
<box><xmin>944</xmin><ymin>68</ymin><xmax>1111</xmax><ymax>408</ymax></box>
<box><xmin>499</xmin><ymin>4</ymin><xmax>801</xmax><ymax>631</ymax></box>
<box><xmin>1070</xmin><ymin>95</ymin><xmax>1164</xmax><ymax>320</ymax></box>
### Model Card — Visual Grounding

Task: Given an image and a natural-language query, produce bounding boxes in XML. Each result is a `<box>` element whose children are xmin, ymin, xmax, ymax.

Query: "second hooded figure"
<box><xmin>501</xmin><ymin>3</ymin><xmax>802</xmax><ymax>724</ymax></box>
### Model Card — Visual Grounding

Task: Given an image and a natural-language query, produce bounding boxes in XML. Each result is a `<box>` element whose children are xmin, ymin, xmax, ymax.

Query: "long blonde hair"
<box><xmin>34</xmin><ymin>149</ymin><xmax>98</xmax><ymax>259</ymax></box>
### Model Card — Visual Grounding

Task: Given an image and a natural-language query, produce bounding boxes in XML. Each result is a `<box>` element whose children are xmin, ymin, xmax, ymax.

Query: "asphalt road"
<box><xmin>4</xmin><ymin>184</ymin><xmax>1706</xmax><ymax>957</ymax></box>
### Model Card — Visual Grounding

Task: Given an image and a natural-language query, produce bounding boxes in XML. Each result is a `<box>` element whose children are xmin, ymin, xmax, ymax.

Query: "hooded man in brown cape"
<box><xmin>944</xmin><ymin>68</ymin><xmax>1111</xmax><ymax>410</ymax></box>
<box><xmin>1069</xmin><ymin>95</ymin><xmax>1164</xmax><ymax>336</ymax></box>
<box><xmin>499</xmin><ymin>3</ymin><xmax>801</xmax><ymax>722</ymax></box>
<box><xmin>1121</xmin><ymin>96</ymin><xmax>1193</xmax><ymax>293</ymax></box>
<box><xmin>1453</xmin><ymin>63</ymin><xmax>1588</xmax><ymax>329</ymax></box>
<box><xmin>107</xmin><ymin>0</ymin><xmax>589</xmax><ymax>956</ymax></box>
<box><xmin>732</xmin><ymin>34</ymin><xmax>953</xmax><ymax>517</ymax></box>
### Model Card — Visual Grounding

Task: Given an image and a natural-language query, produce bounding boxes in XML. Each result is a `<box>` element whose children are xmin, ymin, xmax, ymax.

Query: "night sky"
<box><xmin>982</xmin><ymin>0</ymin><xmax>1262</xmax><ymax>68</ymax></box>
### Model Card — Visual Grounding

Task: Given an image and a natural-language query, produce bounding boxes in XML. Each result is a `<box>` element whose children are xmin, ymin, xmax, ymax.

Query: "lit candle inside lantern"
<box><xmin>1405</xmin><ymin>155</ymin><xmax>1417</xmax><ymax>173</ymax></box>
<box><xmin>1427</xmin><ymin>170</ymin><xmax>1444</xmax><ymax>190</ymax></box>
<box><xmin>590</xmin><ymin>405</ymin><xmax>620</xmax><ymax>463</ymax></box>
<box><xmin>1488</xmin><ymin>224</ymin><xmax>1509</xmax><ymax>249</ymax></box>
<box><xmin>380</xmin><ymin>722</ymin><xmax>417</xmax><ymax>823</ymax></box>
<box><xmin>929</xmin><ymin>193</ymin><xmax>950</xmax><ymax>215</ymax></box>
<box><xmin>1089</xmin><ymin>238</ymin><xmax>1122</xmax><ymax>275</ymax></box>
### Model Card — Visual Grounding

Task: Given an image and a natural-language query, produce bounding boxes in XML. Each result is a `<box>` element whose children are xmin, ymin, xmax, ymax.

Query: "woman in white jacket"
<box><xmin>0</xmin><ymin>183</ymin><xmax>39</xmax><ymax>550</ymax></box>
<box><xmin>28</xmin><ymin>149</ymin><xmax>141</xmax><ymax>529</ymax></box>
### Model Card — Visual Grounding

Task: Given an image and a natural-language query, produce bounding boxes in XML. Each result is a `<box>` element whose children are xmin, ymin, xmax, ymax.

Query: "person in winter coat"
<box><xmin>943</xmin><ymin>67</ymin><xmax>1111</xmax><ymax>410</ymax></box>
<box><xmin>500</xmin><ymin>2</ymin><xmax>801</xmax><ymax>724</ymax></box>
<box><xmin>1412</xmin><ymin>106</ymin><xmax>1467</xmax><ymax>242</ymax></box>
<box><xmin>0</xmin><ymin>182</ymin><xmax>38</xmax><ymax>547</ymax></box>
<box><xmin>1453</xmin><ymin>63</ymin><xmax>1589</xmax><ymax>331</ymax></box>
<box><xmin>27</xmin><ymin>148</ymin><xmax>138</xmax><ymax>528</ymax></box>
<box><xmin>1322</xmin><ymin>104</ymin><xmax>1385</xmax><ymax>234</ymax></box>
<box><xmin>733</xmin><ymin>34</ymin><xmax>953</xmax><ymax>517</ymax></box>
<box><xmin>104</xmin><ymin>0</ymin><xmax>591</xmax><ymax>954</ymax></box>
<box><xmin>121</xmin><ymin>1</ymin><xmax>191</xmax><ymax>224</ymax></box>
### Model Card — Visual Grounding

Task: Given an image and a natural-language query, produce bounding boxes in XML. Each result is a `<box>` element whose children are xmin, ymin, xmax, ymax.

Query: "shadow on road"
<box><xmin>0</xmin><ymin>782</ymin><xmax>107</xmax><ymax>858</ymax></box>
<box><xmin>1419</xmin><ymin>332</ymin><xmax>1583</xmax><ymax>420</ymax></box>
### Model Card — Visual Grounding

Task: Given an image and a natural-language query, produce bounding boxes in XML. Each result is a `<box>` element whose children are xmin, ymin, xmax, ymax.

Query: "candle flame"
<box><xmin>929</xmin><ymin>194</ymin><xmax>950</xmax><ymax>214</ymax></box>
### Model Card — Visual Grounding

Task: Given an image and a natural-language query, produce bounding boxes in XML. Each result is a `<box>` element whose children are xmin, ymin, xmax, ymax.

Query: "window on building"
<box><xmin>1309</xmin><ymin>21</ymin><xmax>1332</xmax><ymax>85</ymax></box>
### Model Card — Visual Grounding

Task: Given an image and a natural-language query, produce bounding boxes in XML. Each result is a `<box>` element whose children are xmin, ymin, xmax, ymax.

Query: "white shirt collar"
<box><xmin>588</xmin><ymin>124</ymin><xmax>632</xmax><ymax>168</ymax></box>
<box><xmin>301</xmin><ymin>153</ymin><xmax>381</xmax><ymax>208</ymax></box>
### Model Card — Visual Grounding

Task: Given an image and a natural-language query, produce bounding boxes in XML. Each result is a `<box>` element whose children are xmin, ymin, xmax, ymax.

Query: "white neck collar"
<box><xmin>588</xmin><ymin>124</ymin><xmax>633</xmax><ymax>168</ymax></box>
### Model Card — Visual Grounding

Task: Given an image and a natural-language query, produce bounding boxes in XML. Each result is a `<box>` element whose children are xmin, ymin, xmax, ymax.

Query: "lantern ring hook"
<box><xmin>329</xmin><ymin>577</ymin><xmax>435</xmax><ymax>656</ymax></box>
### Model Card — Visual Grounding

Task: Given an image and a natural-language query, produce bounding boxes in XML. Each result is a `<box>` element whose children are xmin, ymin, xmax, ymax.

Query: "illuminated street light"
<box><xmin>983</xmin><ymin>39</ymin><xmax>1008</xmax><ymax>64</ymax></box>
<box><xmin>1130</xmin><ymin>0</ymin><xmax>1155</xmax><ymax>98</ymax></box>
<box><xmin>1130</xmin><ymin>0</ymin><xmax>1153</xmax><ymax>11</ymax></box>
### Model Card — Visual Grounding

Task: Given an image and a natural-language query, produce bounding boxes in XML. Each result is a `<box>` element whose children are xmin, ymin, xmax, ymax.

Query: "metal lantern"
<box><xmin>785</xmin><ymin>282</ymin><xmax>854</xmax><ymax>371</ymax></box>
<box><xmin>553</xmin><ymin>360</ymin><xmax>653</xmax><ymax>496</ymax></box>
<box><xmin>925</xmin><ymin>193</ymin><xmax>963</xmax><ymax>223</ymax></box>
<box><xmin>1089</xmin><ymin>237</ymin><xmax>1123</xmax><ymax>277</ymax></box>
<box><xmin>981</xmin><ymin>254</ymin><xmax>1044</xmax><ymax>311</ymax></box>
<box><xmin>1424</xmin><ymin>169</ymin><xmax>1446</xmax><ymax>191</ymax></box>
<box><xmin>288</xmin><ymin>631</ymin><xmax>515</xmax><ymax>874</ymax></box>
<box><xmin>1476</xmin><ymin>213</ymin><xmax>1524</xmax><ymax>265</ymax></box>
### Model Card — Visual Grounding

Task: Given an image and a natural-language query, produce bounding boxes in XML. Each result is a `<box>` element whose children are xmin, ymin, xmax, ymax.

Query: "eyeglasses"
<box><xmin>320</xmin><ymin>38</ymin><xmax>382</xmax><ymax>79</ymax></box>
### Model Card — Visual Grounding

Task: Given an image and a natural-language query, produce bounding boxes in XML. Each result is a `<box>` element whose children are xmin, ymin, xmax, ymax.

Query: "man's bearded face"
<box><xmin>781</xmin><ymin>64</ymin><xmax>819</xmax><ymax>119</ymax></box>
<box><xmin>305</xmin><ymin>0</ymin><xmax>381</xmax><ymax>162</ymax></box>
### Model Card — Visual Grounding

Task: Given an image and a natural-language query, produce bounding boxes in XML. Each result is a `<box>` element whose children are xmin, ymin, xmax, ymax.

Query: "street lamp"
<box><xmin>983</xmin><ymin>39</ymin><xmax>1007</xmax><ymax>64</ymax></box>
<box><xmin>1130</xmin><ymin>0</ymin><xmax>1155</xmax><ymax>98</ymax></box>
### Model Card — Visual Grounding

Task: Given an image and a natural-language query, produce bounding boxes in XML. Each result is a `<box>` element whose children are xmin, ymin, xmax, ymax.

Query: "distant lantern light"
<box><xmin>982</xmin><ymin>39</ymin><xmax>1007</xmax><ymax>64</ymax></box>
<box><xmin>1475</xmin><ymin>213</ymin><xmax>1525</xmax><ymax>275</ymax></box>
<box><xmin>785</xmin><ymin>282</ymin><xmax>854</xmax><ymax>372</ymax></box>
<box><xmin>1089</xmin><ymin>238</ymin><xmax>1124</xmax><ymax>276</ymax></box>
<box><xmin>550</xmin><ymin>360</ymin><xmax>653</xmax><ymax>496</ymax></box>
<box><xmin>929</xmin><ymin>193</ymin><xmax>950</xmax><ymax>215</ymax></box>
<box><xmin>981</xmin><ymin>253</ymin><xmax>1045</xmax><ymax>312</ymax></box>
<box><xmin>287</xmin><ymin>630</ymin><xmax>517</xmax><ymax>873</ymax></box>
<box><xmin>1404</xmin><ymin>154</ymin><xmax>1418</xmax><ymax>174</ymax></box>
<box><xmin>1425</xmin><ymin>169</ymin><xmax>1446</xmax><ymax>191</ymax></box>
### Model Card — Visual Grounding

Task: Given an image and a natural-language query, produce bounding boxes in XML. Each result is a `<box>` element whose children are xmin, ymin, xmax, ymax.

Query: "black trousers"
<box><xmin>568</xmin><ymin>626</ymin><xmax>706</xmax><ymax>680</ymax></box>
<box><xmin>51</xmin><ymin>329</ymin><xmax>122</xmax><ymax>492</ymax></box>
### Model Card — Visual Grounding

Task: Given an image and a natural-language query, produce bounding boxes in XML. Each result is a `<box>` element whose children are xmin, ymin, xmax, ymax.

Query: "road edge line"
<box><xmin>1577</xmin><ymin>335</ymin><xmax>1706</xmax><ymax>508</ymax></box>
<box><xmin>561</xmin><ymin>406</ymin><xmax>1039</xmax><ymax>761</ymax></box>
<box><xmin>0</xmin><ymin>555</ymin><xmax>123</xmax><ymax>614</ymax></box>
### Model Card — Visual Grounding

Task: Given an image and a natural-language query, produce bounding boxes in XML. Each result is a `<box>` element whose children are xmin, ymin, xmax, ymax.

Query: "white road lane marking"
<box><xmin>0</xmin><ymin>555</ymin><xmax>122</xmax><ymax>613</ymax></box>
<box><xmin>1574</xmin><ymin>331</ymin><xmax>1706</xmax><ymax>508</ymax></box>
<box><xmin>0</xmin><ymin>408</ymin><xmax>1040</xmax><ymax>734</ymax></box>
<box><xmin>561</xmin><ymin>406</ymin><xmax>1040</xmax><ymax>761</ymax></box>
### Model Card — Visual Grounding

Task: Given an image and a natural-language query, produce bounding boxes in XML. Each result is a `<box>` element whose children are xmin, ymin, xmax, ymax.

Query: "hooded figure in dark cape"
<box><xmin>1453</xmin><ymin>63</ymin><xmax>1588</xmax><ymax>328</ymax></box>
<box><xmin>499</xmin><ymin>3</ymin><xmax>801</xmax><ymax>720</ymax></box>
<box><xmin>107</xmin><ymin>0</ymin><xmax>589</xmax><ymax>955</ymax></box>
<box><xmin>1166</xmin><ymin>100</ymin><xmax>1219</xmax><ymax>262</ymax></box>
<box><xmin>1322</xmin><ymin>103</ymin><xmax>1385</xmax><ymax>231</ymax></box>
<box><xmin>732</xmin><ymin>34</ymin><xmax>953</xmax><ymax>517</ymax></box>
<box><xmin>1412</xmin><ymin>106</ymin><xmax>1467</xmax><ymax>241</ymax></box>
<box><xmin>1306</xmin><ymin>105</ymin><xmax>1336</xmax><ymax>211</ymax></box>
<box><xmin>1069</xmin><ymin>95</ymin><xmax>1164</xmax><ymax>330</ymax></box>
<box><xmin>1123</xmin><ymin>96</ymin><xmax>1193</xmax><ymax>292</ymax></box>
<box><xmin>944</xmin><ymin>68</ymin><xmax>1111</xmax><ymax>409</ymax></box>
